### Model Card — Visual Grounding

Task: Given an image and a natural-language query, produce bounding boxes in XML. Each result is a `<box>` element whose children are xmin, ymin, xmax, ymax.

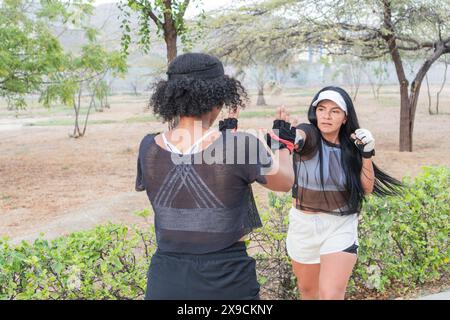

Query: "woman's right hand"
<box><xmin>266</xmin><ymin>106</ymin><xmax>297</xmax><ymax>153</ymax></box>
<box><xmin>259</xmin><ymin>106</ymin><xmax>296</xmax><ymax>192</ymax></box>
<box><xmin>276</xmin><ymin>106</ymin><xmax>306</xmax><ymax>153</ymax></box>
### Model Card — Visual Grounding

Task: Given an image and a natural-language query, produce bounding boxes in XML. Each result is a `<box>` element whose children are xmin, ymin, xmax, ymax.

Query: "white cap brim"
<box><xmin>311</xmin><ymin>90</ymin><xmax>347</xmax><ymax>114</ymax></box>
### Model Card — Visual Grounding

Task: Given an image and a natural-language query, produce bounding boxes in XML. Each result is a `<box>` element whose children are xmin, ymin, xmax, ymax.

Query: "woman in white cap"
<box><xmin>286</xmin><ymin>86</ymin><xmax>402</xmax><ymax>300</ymax></box>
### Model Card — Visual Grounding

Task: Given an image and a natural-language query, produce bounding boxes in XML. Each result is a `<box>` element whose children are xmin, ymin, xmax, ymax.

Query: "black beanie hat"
<box><xmin>166</xmin><ymin>53</ymin><xmax>225</xmax><ymax>80</ymax></box>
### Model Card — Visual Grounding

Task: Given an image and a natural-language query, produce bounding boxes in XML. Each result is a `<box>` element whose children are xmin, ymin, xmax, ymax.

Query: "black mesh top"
<box><xmin>293</xmin><ymin>123</ymin><xmax>353</xmax><ymax>215</ymax></box>
<box><xmin>135</xmin><ymin>131</ymin><xmax>272</xmax><ymax>254</ymax></box>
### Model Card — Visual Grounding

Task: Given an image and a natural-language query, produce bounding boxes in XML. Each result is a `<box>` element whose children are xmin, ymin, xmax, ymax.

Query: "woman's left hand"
<box><xmin>351</xmin><ymin>128</ymin><xmax>375</xmax><ymax>158</ymax></box>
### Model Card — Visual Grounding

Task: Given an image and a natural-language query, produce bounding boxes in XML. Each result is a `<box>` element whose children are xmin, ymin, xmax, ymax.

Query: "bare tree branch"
<box><xmin>147</xmin><ymin>8</ymin><xmax>163</xmax><ymax>27</ymax></box>
<box><xmin>179</xmin><ymin>0</ymin><xmax>190</xmax><ymax>18</ymax></box>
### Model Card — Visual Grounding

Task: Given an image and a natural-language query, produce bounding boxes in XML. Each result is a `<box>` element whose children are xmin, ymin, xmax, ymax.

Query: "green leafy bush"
<box><xmin>0</xmin><ymin>224</ymin><xmax>156</xmax><ymax>299</ymax></box>
<box><xmin>249</xmin><ymin>192</ymin><xmax>298</xmax><ymax>300</ymax></box>
<box><xmin>351</xmin><ymin>166</ymin><xmax>449</xmax><ymax>296</ymax></box>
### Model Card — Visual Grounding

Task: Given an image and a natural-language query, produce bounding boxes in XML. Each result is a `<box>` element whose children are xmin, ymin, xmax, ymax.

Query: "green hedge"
<box><xmin>1</xmin><ymin>166</ymin><xmax>448</xmax><ymax>299</ymax></box>
<box><xmin>352</xmin><ymin>166</ymin><xmax>449</xmax><ymax>295</ymax></box>
<box><xmin>0</xmin><ymin>225</ymin><xmax>155</xmax><ymax>299</ymax></box>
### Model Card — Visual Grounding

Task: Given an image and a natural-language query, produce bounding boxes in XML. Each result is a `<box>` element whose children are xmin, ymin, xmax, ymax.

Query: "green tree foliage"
<box><xmin>210</xmin><ymin>0</ymin><xmax>450</xmax><ymax>151</ymax></box>
<box><xmin>0</xmin><ymin>0</ymin><xmax>67</xmax><ymax>108</ymax></box>
<box><xmin>0</xmin><ymin>0</ymin><xmax>127</xmax><ymax>137</ymax></box>
<box><xmin>41</xmin><ymin>39</ymin><xmax>127</xmax><ymax>137</ymax></box>
<box><xmin>118</xmin><ymin>0</ymin><xmax>204</xmax><ymax>64</ymax></box>
<box><xmin>118</xmin><ymin>0</ymin><xmax>205</xmax><ymax>129</ymax></box>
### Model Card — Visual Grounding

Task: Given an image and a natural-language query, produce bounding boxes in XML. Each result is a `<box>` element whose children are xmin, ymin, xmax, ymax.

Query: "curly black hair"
<box><xmin>149</xmin><ymin>53</ymin><xmax>248</xmax><ymax>122</ymax></box>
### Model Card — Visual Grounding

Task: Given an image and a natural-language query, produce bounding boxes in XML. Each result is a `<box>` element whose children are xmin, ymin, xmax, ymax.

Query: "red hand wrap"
<box><xmin>268</xmin><ymin>132</ymin><xmax>294</xmax><ymax>153</ymax></box>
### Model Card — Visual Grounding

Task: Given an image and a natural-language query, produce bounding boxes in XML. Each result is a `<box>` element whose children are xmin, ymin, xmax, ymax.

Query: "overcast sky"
<box><xmin>93</xmin><ymin>0</ymin><xmax>237</xmax><ymax>18</ymax></box>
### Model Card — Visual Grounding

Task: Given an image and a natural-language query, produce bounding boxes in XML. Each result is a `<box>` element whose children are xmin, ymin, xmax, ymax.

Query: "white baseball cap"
<box><xmin>311</xmin><ymin>90</ymin><xmax>347</xmax><ymax>114</ymax></box>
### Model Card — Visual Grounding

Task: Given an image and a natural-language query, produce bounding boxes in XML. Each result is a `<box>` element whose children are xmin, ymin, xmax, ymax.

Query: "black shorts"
<box><xmin>145</xmin><ymin>241</ymin><xmax>260</xmax><ymax>300</ymax></box>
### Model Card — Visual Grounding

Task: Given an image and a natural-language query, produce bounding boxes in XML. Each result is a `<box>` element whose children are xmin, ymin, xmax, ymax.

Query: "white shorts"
<box><xmin>286</xmin><ymin>207</ymin><xmax>359</xmax><ymax>264</ymax></box>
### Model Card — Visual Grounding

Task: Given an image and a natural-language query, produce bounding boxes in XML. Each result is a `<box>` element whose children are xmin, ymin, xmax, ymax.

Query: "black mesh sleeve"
<box><xmin>135</xmin><ymin>134</ymin><xmax>154</xmax><ymax>192</ymax></box>
<box><xmin>135</xmin><ymin>156</ymin><xmax>145</xmax><ymax>192</ymax></box>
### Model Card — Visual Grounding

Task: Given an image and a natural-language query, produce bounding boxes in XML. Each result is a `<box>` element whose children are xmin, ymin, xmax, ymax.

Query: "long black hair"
<box><xmin>307</xmin><ymin>86</ymin><xmax>402</xmax><ymax>213</ymax></box>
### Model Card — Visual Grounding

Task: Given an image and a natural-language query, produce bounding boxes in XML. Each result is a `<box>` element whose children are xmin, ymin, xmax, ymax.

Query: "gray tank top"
<box><xmin>293</xmin><ymin>123</ymin><xmax>352</xmax><ymax>215</ymax></box>
<box><xmin>135</xmin><ymin>131</ymin><xmax>272</xmax><ymax>254</ymax></box>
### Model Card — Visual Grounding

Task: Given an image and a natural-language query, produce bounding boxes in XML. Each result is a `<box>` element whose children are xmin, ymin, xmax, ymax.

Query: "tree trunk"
<box><xmin>367</xmin><ymin>74</ymin><xmax>377</xmax><ymax>100</ymax></box>
<box><xmin>425</xmin><ymin>74</ymin><xmax>433</xmax><ymax>115</ymax></box>
<box><xmin>166</xmin><ymin>31</ymin><xmax>179</xmax><ymax>130</ymax></box>
<box><xmin>383</xmin><ymin>0</ymin><xmax>449</xmax><ymax>151</ymax></box>
<box><xmin>349</xmin><ymin>61</ymin><xmax>361</xmax><ymax>102</ymax></box>
<box><xmin>72</xmin><ymin>100</ymin><xmax>80</xmax><ymax>138</ymax></box>
<box><xmin>376</xmin><ymin>84</ymin><xmax>382</xmax><ymax>100</ymax></box>
<box><xmin>131</xmin><ymin>82</ymin><xmax>138</xmax><ymax>96</ymax></box>
<box><xmin>164</xmin><ymin>17</ymin><xmax>178</xmax><ymax>129</ymax></box>
<box><xmin>383</xmin><ymin>0</ymin><xmax>413</xmax><ymax>152</ymax></box>
<box><xmin>436</xmin><ymin>59</ymin><xmax>448</xmax><ymax>114</ymax></box>
<box><xmin>72</xmin><ymin>89</ymin><xmax>83</xmax><ymax>138</ymax></box>
<box><xmin>257</xmin><ymin>88</ymin><xmax>267</xmax><ymax>106</ymax></box>
<box><xmin>165</xmin><ymin>32</ymin><xmax>177</xmax><ymax>65</ymax></box>
<box><xmin>81</xmin><ymin>94</ymin><xmax>96</xmax><ymax>136</ymax></box>
<box><xmin>399</xmin><ymin>86</ymin><xmax>413</xmax><ymax>152</ymax></box>
<box><xmin>405</xmin><ymin>42</ymin><xmax>448</xmax><ymax>151</ymax></box>
<box><xmin>163</xmin><ymin>2</ymin><xmax>178</xmax><ymax>66</ymax></box>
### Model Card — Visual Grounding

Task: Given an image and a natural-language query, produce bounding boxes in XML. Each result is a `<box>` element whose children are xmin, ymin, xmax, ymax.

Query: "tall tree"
<box><xmin>0</xmin><ymin>0</ymin><xmax>66</xmax><ymax>108</ymax></box>
<box><xmin>0</xmin><ymin>0</ymin><xmax>127</xmax><ymax>136</ymax></box>
<box><xmin>0</xmin><ymin>0</ymin><xmax>99</xmax><ymax>110</ymax></box>
<box><xmin>41</xmin><ymin>40</ymin><xmax>127</xmax><ymax>138</ymax></box>
<box><xmin>119</xmin><ymin>0</ymin><xmax>203</xmax><ymax>65</ymax></box>
<box><xmin>119</xmin><ymin>0</ymin><xmax>204</xmax><ymax>128</ymax></box>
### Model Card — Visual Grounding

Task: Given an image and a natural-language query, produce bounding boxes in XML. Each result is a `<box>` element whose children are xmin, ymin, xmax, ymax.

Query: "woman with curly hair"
<box><xmin>135</xmin><ymin>52</ymin><xmax>294</xmax><ymax>300</ymax></box>
<box><xmin>286</xmin><ymin>86</ymin><xmax>402</xmax><ymax>300</ymax></box>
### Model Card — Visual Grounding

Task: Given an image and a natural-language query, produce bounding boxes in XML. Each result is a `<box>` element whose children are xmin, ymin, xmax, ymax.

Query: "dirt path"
<box><xmin>5</xmin><ymin>191</ymin><xmax>150</xmax><ymax>245</ymax></box>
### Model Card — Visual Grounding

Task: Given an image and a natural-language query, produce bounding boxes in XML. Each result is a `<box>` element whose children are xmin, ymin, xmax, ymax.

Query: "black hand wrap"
<box><xmin>219</xmin><ymin>118</ymin><xmax>238</xmax><ymax>132</ymax></box>
<box><xmin>265</xmin><ymin>120</ymin><xmax>296</xmax><ymax>153</ymax></box>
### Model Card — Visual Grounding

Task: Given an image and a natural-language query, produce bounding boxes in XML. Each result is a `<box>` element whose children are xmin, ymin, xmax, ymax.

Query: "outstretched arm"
<box><xmin>220</xmin><ymin>106</ymin><xmax>295</xmax><ymax>192</ymax></box>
